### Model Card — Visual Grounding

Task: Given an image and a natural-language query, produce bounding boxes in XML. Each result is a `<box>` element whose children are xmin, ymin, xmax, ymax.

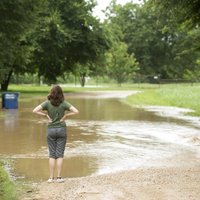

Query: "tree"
<box><xmin>101</xmin><ymin>1</ymin><xmax>138</xmax><ymax>85</ymax></box>
<box><xmin>0</xmin><ymin>0</ymin><xmax>110</xmax><ymax>90</ymax></box>
<box><xmin>104</xmin><ymin>1</ymin><xmax>200</xmax><ymax>80</ymax></box>
<box><xmin>72</xmin><ymin>63</ymin><xmax>91</xmax><ymax>87</ymax></box>
<box><xmin>0</xmin><ymin>0</ymin><xmax>41</xmax><ymax>91</ymax></box>
<box><xmin>151</xmin><ymin>0</ymin><xmax>200</xmax><ymax>27</ymax></box>
<box><xmin>32</xmin><ymin>0</ymin><xmax>110</xmax><ymax>84</ymax></box>
<box><xmin>105</xmin><ymin>41</ymin><xmax>138</xmax><ymax>85</ymax></box>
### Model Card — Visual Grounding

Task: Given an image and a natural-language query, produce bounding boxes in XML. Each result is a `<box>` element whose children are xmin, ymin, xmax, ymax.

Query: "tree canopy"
<box><xmin>0</xmin><ymin>0</ymin><xmax>110</xmax><ymax>90</ymax></box>
<box><xmin>33</xmin><ymin>0</ymin><xmax>110</xmax><ymax>83</ymax></box>
<box><xmin>103</xmin><ymin>0</ymin><xmax>200</xmax><ymax>80</ymax></box>
<box><xmin>0</xmin><ymin>0</ymin><xmax>41</xmax><ymax>90</ymax></box>
<box><xmin>151</xmin><ymin>0</ymin><xmax>200</xmax><ymax>27</ymax></box>
<box><xmin>0</xmin><ymin>0</ymin><xmax>200</xmax><ymax>90</ymax></box>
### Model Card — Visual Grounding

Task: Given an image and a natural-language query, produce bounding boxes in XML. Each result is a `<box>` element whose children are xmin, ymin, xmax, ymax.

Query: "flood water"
<box><xmin>1</xmin><ymin>91</ymin><xmax>200</xmax><ymax>181</ymax></box>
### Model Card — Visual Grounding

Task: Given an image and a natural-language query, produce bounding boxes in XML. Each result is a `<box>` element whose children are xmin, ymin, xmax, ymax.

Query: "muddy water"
<box><xmin>1</xmin><ymin>91</ymin><xmax>200</xmax><ymax>181</ymax></box>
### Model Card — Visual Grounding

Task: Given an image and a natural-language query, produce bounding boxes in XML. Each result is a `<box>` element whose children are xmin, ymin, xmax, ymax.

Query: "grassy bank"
<box><xmin>126</xmin><ymin>83</ymin><xmax>200</xmax><ymax>116</ymax></box>
<box><xmin>0</xmin><ymin>162</ymin><xmax>17</xmax><ymax>200</ymax></box>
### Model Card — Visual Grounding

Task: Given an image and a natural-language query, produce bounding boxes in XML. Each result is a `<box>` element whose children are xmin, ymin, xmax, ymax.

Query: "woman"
<box><xmin>33</xmin><ymin>85</ymin><xmax>79</xmax><ymax>183</ymax></box>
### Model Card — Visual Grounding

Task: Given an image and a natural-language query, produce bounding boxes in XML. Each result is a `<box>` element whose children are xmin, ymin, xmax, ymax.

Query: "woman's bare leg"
<box><xmin>56</xmin><ymin>157</ymin><xmax>63</xmax><ymax>178</ymax></box>
<box><xmin>49</xmin><ymin>157</ymin><xmax>56</xmax><ymax>178</ymax></box>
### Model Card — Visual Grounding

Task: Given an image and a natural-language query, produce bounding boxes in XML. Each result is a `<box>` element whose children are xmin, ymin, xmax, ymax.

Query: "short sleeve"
<box><xmin>64</xmin><ymin>101</ymin><xmax>72</xmax><ymax>111</ymax></box>
<box><xmin>41</xmin><ymin>100</ymin><xmax>49</xmax><ymax>110</ymax></box>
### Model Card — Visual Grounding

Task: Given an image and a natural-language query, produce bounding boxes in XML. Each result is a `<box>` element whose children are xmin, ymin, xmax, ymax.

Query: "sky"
<box><xmin>93</xmin><ymin>0</ymin><xmax>142</xmax><ymax>21</ymax></box>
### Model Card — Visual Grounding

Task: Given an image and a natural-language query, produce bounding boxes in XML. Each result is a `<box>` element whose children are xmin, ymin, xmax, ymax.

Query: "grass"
<box><xmin>126</xmin><ymin>83</ymin><xmax>200</xmax><ymax>115</ymax></box>
<box><xmin>0</xmin><ymin>162</ymin><xmax>17</xmax><ymax>200</ymax></box>
<box><xmin>6</xmin><ymin>83</ymin><xmax>159</xmax><ymax>94</ymax></box>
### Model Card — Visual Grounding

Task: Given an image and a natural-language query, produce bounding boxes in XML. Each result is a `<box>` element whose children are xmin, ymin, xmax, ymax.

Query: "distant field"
<box><xmin>7</xmin><ymin>83</ymin><xmax>159</xmax><ymax>93</ymax></box>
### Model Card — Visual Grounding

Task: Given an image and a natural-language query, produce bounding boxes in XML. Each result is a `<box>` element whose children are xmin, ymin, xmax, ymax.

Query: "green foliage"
<box><xmin>0</xmin><ymin>162</ymin><xmax>17</xmax><ymax>200</ymax></box>
<box><xmin>0</xmin><ymin>0</ymin><xmax>42</xmax><ymax>90</ymax></box>
<box><xmin>32</xmin><ymin>0</ymin><xmax>110</xmax><ymax>84</ymax></box>
<box><xmin>104</xmin><ymin>1</ymin><xmax>200</xmax><ymax>80</ymax></box>
<box><xmin>0</xmin><ymin>0</ymin><xmax>110</xmax><ymax>89</ymax></box>
<box><xmin>151</xmin><ymin>0</ymin><xmax>200</xmax><ymax>27</ymax></box>
<box><xmin>183</xmin><ymin>65</ymin><xmax>200</xmax><ymax>82</ymax></box>
<box><xmin>1</xmin><ymin>0</ymin><xmax>200</xmax><ymax>90</ymax></box>
<box><xmin>105</xmin><ymin>42</ymin><xmax>139</xmax><ymax>85</ymax></box>
<box><xmin>0</xmin><ymin>0</ymin><xmax>40</xmax><ymax>67</ymax></box>
<box><xmin>103</xmin><ymin>4</ymin><xmax>139</xmax><ymax>85</ymax></box>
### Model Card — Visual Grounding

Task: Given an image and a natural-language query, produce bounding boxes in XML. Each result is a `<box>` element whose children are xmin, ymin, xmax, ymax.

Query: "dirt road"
<box><xmin>22</xmin><ymin>167</ymin><xmax>200</xmax><ymax>200</ymax></box>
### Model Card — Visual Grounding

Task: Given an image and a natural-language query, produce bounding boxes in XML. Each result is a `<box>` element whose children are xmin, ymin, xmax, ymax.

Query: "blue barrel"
<box><xmin>2</xmin><ymin>92</ymin><xmax>19</xmax><ymax>109</ymax></box>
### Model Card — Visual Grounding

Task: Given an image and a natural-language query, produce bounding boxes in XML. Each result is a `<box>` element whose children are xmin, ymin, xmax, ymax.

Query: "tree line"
<box><xmin>0</xmin><ymin>0</ymin><xmax>199</xmax><ymax>90</ymax></box>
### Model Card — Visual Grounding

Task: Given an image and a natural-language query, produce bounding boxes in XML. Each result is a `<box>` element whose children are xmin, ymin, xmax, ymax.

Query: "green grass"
<box><xmin>126</xmin><ymin>83</ymin><xmax>200</xmax><ymax>115</ymax></box>
<box><xmin>6</xmin><ymin>83</ymin><xmax>159</xmax><ymax>94</ymax></box>
<box><xmin>0</xmin><ymin>162</ymin><xmax>17</xmax><ymax>200</ymax></box>
<box><xmin>8</xmin><ymin>84</ymin><xmax>57</xmax><ymax>94</ymax></box>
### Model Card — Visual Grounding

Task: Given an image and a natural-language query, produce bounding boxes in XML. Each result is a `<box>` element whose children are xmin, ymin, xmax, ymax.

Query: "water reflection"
<box><xmin>0</xmin><ymin>92</ymin><xmax>200</xmax><ymax>181</ymax></box>
<box><xmin>15</xmin><ymin>156</ymin><xmax>98</xmax><ymax>181</ymax></box>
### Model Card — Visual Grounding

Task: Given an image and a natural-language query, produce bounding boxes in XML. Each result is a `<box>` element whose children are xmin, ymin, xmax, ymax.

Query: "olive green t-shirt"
<box><xmin>41</xmin><ymin>100</ymin><xmax>71</xmax><ymax>128</ymax></box>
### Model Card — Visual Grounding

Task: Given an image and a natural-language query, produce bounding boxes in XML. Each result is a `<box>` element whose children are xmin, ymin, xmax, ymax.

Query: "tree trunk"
<box><xmin>80</xmin><ymin>73</ymin><xmax>86</xmax><ymax>87</ymax></box>
<box><xmin>1</xmin><ymin>69</ymin><xmax>13</xmax><ymax>91</ymax></box>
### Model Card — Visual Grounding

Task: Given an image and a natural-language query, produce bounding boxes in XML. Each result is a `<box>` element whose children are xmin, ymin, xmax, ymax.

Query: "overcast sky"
<box><xmin>93</xmin><ymin>0</ymin><xmax>142</xmax><ymax>21</ymax></box>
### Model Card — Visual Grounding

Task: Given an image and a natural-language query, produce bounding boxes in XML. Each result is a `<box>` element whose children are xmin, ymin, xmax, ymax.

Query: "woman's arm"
<box><xmin>33</xmin><ymin>105</ymin><xmax>52</xmax><ymax>121</ymax></box>
<box><xmin>60</xmin><ymin>106</ymin><xmax>79</xmax><ymax>121</ymax></box>
<box><xmin>33</xmin><ymin>105</ymin><xmax>47</xmax><ymax>116</ymax></box>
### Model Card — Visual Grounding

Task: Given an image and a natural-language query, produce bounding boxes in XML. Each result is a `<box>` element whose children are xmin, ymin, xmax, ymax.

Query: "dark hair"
<box><xmin>47</xmin><ymin>85</ymin><xmax>64</xmax><ymax>106</ymax></box>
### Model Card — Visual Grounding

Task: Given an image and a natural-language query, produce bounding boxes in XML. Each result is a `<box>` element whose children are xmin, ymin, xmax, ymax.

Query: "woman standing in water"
<box><xmin>33</xmin><ymin>85</ymin><xmax>79</xmax><ymax>183</ymax></box>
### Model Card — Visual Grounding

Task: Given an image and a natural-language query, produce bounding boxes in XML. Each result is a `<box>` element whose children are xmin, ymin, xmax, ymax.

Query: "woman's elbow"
<box><xmin>33</xmin><ymin>105</ymin><xmax>41</xmax><ymax>113</ymax></box>
<box><xmin>74</xmin><ymin>109</ymin><xmax>79</xmax><ymax>114</ymax></box>
<box><xmin>73</xmin><ymin>107</ymin><xmax>79</xmax><ymax>114</ymax></box>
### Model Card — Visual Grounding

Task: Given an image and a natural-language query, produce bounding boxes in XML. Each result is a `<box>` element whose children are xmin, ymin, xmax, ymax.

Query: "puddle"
<box><xmin>0</xmin><ymin>91</ymin><xmax>200</xmax><ymax>181</ymax></box>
